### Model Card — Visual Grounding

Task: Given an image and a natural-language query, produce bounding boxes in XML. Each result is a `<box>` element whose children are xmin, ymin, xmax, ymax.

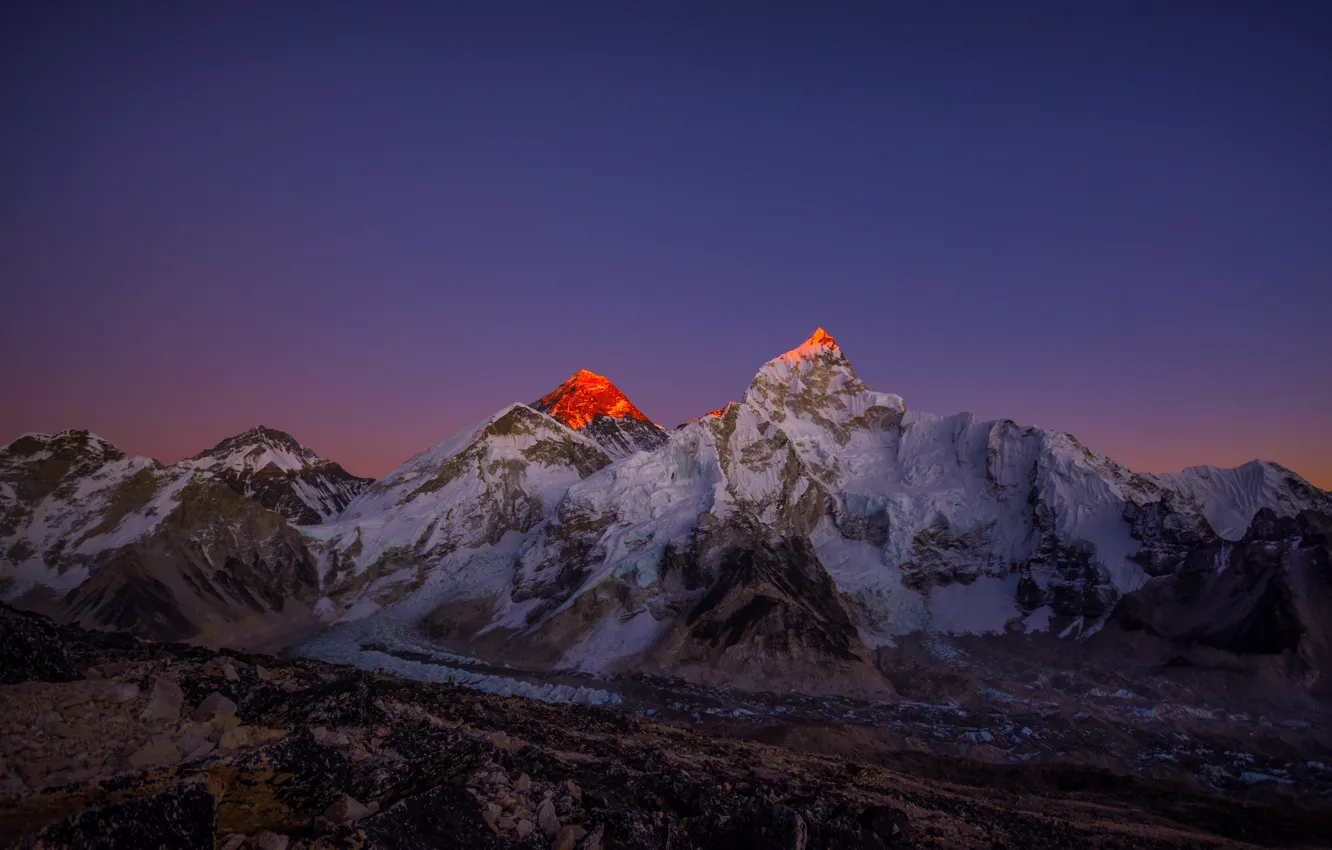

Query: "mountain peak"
<box><xmin>533</xmin><ymin>370</ymin><xmax>652</xmax><ymax>431</ymax></box>
<box><xmin>180</xmin><ymin>426</ymin><xmax>369</xmax><ymax>524</ymax></box>
<box><xmin>778</xmin><ymin>328</ymin><xmax>840</xmax><ymax>362</ymax></box>
<box><xmin>806</xmin><ymin>327</ymin><xmax>837</xmax><ymax>347</ymax></box>
<box><xmin>195</xmin><ymin>426</ymin><xmax>309</xmax><ymax>459</ymax></box>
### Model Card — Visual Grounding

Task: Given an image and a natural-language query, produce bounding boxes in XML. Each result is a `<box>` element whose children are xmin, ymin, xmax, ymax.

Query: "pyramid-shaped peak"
<box><xmin>533</xmin><ymin>370</ymin><xmax>651</xmax><ymax>430</ymax></box>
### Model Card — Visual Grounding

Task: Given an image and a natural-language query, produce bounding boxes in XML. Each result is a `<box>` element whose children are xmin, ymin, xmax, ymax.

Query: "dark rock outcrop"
<box><xmin>1114</xmin><ymin>509</ymin><xmax>1332</xmax><ymax>692</ymax></box>
<box><xmin>0</xmin><ymin>604</ymin><xmax>76</xmax><ymax>684</ymax></box>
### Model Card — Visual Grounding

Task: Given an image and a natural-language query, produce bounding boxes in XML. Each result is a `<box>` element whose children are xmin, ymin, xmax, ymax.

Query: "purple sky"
<box><xmin>2</xmin><ymin>2</ymin><xmax>1329</xmax><ymax>486</ymax></box>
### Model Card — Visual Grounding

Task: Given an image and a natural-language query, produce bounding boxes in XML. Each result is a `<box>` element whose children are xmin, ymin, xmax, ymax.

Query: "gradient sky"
<box><xmin>2</xmin><ymin>1</ymin><xmax>1329</xmax><ymax>485</ymax></box>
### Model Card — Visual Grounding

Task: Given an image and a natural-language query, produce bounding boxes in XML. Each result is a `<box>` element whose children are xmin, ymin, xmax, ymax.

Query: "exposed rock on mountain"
<box><xmin>533</xmin><ymin>369</ymin><xmax>668</xmax><ymax>458</ymax></box>
<box><xmin>0</xmin><ymin>430</ymin><xmax>180</xmax><ymax>600</ymax></box>
<box><xmin>309</xmin><ymin>404</ymin><xmax>612</xmax><ymax>618</ymax></box>
<box><xmin>1114</xmin><ymin>508</ymin><xmax>1332</xmax><ymax>693</ymax></box>
<box><xmin>649</xmin><ymin>535</ymin><xmax>891</xmax><ymax>695</ymax></box>
<box><xmin>177</xmin><ymin>426</ymin><xmax>371</xmax><ymax>524</ymax></box>
<box><xmin>65</xmin><ymin>479</ymin><xmax>321</xmax><ymax>646</ymax></box>
<box><xmin>1</xmin><ymin>428</ymin><xmax>353</xmax><ymax>645</ymax></box>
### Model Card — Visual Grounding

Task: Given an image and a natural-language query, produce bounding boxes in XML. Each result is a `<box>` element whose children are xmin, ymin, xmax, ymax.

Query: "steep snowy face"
<box><xmin>310</xmin><ymin>404</ymin><xmax>613</xmax><ymax>614</ymax></box>
<box><xmin>0</xmin><ymin>431</ymin><xmax>184</xmax><ymax>599</ymax></box>
<box><xmin>532</xmin><ymin>370</ymin><xmax>668</xmax><ymax>458</ymax></box>
<box><xmin>1160</xmin><ymin>461</ymin><xmax>1332</xmax><ymax>540</ymax></box>
<box><xmin>177</xmin><ymin>426</ymin><xmax>371</xmax><ymax>524</ymax></box>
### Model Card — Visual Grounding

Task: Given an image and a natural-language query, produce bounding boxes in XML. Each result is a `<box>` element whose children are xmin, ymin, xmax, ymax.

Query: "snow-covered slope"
<box><xmin>532</xmin><ymin>370</ymin><xmax>668</xmax><ymax>459</ymax></box>
<box><xmin>305</xmin><ymin>404</ymin><xmax>612</xmax><ymax>620</ymax></box>
<box><xmin>177</xmin><ymin>426</ymin><xmax>371</xmax><ymax>524</ymax></box>
<box><xmin>1159</xmin><ymin>461</ymin><xmax>1331</xmax><ymax>540</ymax></box>
<box><xmin>0</xmin><ymin>431</ymin><xmax>188</xmax><ymax>599</ymax></box>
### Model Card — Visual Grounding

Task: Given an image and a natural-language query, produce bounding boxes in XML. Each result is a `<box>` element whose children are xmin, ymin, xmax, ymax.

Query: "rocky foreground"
<box><xmin>3</xmin><ymin>606</ymin><xmax>1331</xmax><ymax>849</ymax></box>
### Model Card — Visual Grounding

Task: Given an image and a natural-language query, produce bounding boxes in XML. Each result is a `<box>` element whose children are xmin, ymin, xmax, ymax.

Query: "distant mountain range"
<box><xmin>3</xmin><ymin>329</ymin><xmax>1330</xmax><ymax>694</ymax></box>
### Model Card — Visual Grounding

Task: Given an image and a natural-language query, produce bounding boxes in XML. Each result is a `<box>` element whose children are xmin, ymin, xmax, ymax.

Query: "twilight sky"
<box><xmin>2</xmin><ymin>2</ymin><xmax>1329</xmax><ymax>485</ymax></box>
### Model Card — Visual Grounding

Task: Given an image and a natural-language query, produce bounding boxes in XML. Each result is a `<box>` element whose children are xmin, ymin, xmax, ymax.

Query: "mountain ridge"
<box><xmin>282</xmin><ymin>329</ymin><xmax>1332</xmax><ymax>700</ymax></box>
<box><xmin>3</xmin><ymin>331</ymin><xmax>1330</xmax><ymax>700</ymax></box>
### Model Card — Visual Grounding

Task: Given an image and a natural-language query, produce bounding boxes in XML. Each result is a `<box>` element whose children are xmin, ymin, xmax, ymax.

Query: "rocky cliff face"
<box><xmin>307</xmin><ymin>404</ymin><xmax>613</xmax><ymax>618</ymax></box>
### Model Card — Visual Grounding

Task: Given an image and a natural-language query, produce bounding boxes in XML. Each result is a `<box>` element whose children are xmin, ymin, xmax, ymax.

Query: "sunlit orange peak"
<box><xmin>533</xmin><ymin>370</ymin><xmax>651</xmax><ymax>430</ymax></box>
<box><xmin>778</xmin><ymin>327</ymin><xmax>839</xmax><ymax>362</ymax></box>
<box><xmin>805</xmin><ymin>328</ymin><xmax>836</xmax><ymax>348</ymax></box>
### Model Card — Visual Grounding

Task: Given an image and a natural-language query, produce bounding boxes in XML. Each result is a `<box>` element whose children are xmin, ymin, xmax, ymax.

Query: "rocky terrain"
<box><xmin>5</xmin><ymin>604</ymin><xmax>1332</xmax><ymax>850</ymax></box>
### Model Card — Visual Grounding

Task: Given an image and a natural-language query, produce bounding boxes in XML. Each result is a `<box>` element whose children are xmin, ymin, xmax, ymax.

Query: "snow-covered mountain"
<box><xmin>532</xmin><ymin>370</ymin><xmax>668</xmax><ymax>459</ymax></box>
<box><xmin>0</xmin><ymin>430</ymin><xmax>174</xmax><ymax>599</ymax></box>
<box><xmin>4</xmin><ymin>332</ymin><xmax>1329</xmax><ymax>693</ymax></box>
<box><xmin>177</xmin><ymin>426</ymin><xmax>371</xmax><ymax>524</ymax></box>
<box><xmin>0</xmin><ymin>427</ymin><xmax>353</xmax><ymax>643</ymax></box>
<box><xmin>301</xmin><ymin>329</ymin><xmax>1331</xmax><ymax>694</ymax></box>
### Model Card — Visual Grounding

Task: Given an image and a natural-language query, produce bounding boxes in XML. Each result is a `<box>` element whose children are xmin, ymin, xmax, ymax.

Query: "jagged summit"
<box><xmin>188</xmin><ymin>425</ymin><xmax>324</xmax><ymax>474</ymax></box>
<box><xmin>532</xmin><ymin>371</ymin><xmax>667</xmax><ymax>459</ymax></box>
<box><xmin>743</xmin><ymin>327</ymin><xmax>903</xmax><ymax>428</ymax></box>
<box><xmin>778</xmin><ymin>327</ymin><xmax>840</xmax><ymax>362</ymax></box>
<box><xmin>179</xmin><ymin>426</ymin><xmax>371</xmax><ymax>524</ymax></box>
<box><xmin>3</xmin><ymin>430</ymin><xmax>127</xmax><ymax>465</ymax></box>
